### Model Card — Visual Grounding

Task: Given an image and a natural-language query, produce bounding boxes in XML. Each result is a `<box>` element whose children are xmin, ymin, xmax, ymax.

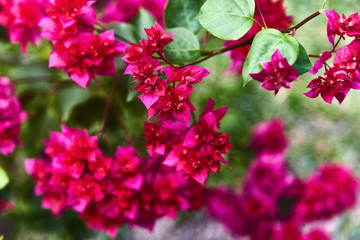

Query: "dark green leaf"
<box><xmin>242</xmin><ymin>29</ymin><xmax>300</xmax><ymax>86</ymax></box>
<box><xmin>58</xmin><ymin>87</ymin><xmax>91</xmax><ymax>121</ymax></box>
<box><xmin>132</xmin><ymin>9</ymin><xmax>155</xmax><ymax>40</ymax></box>
<box><xmin>164</xmin><ymin>0</ymin><xmax>204</xmax><ymax>32</ymax></box>
<box><xmin>106</xmin><ymin>23</ymin><xmax>140</xmax><ymax>43</ymax></box>
<box><xmin>163</xmin><ymin>28</ymin><xmax>201</xmax><ymax>64</ymax></box>
<box><xmin>292</xmin><ymin>43</ymin><xmax>312</xmax><ymax>76</ymax></box>
<box><xmin>197</xmin><ymin>0</ymin><xmax>255</xmax><ymax>40</ymax></box>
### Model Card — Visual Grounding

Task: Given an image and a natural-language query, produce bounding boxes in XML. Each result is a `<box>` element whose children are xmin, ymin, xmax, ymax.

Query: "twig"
<box><xmin>180</xmin><ymin>10</ymin><xmax>323</xmax><ymax>67</ymax></box>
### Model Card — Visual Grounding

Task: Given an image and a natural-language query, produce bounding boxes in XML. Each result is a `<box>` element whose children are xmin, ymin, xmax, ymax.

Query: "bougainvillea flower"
<box><xmin>304</xmin><ymin>70</ymin><xmax>352</xmax><ymax>104</ymax></box>
<box><xmin>309</xmin><ymin>51</ymin><xmax>332</xmax><ymax>74</ymax></box>
<box><xmin>304</xmin><ymin>229</ymin><xmax>331</xmax><ymax>240</ymax></box>
<box><xmin>163</xmin><ymin>66</ymin><xmax>209</xmax><ymax>84</ymax></box>
<box><xmin>162</xmin><ymin>99</ymin><xmax>232</xmax><ymax>185</ymax></box>
<box><xmin>249</xmin><ymin>118</ymin><xmax>288</xmax><ymax>155</ymax></box>
<box><xmin>111</xmin><ymin>146</ymin><xmax>143</xmax><ymax>190</ymax></box>
<box><xmin>296</xmin><ymin>163</ymin><xmax>358</xmax><ymax>222</ymax></box>
<box><xmin>101</xmin><ymin>0</ymin><xmax>167</xmax><ymax>25</ymax></box>
<box><xmin>0</xmin><ymin>0</ymin><xmax>46</xmax><ymax>52</ymax></box>
<box><xmin>250</xmin><ymin>49</ymin><xmax>299</xmax><ymax>95</ymax></box>
<box><xmin>325</xmin><ymin>9</ymin><xmax>360</xmax><ymax>47</ymax></box>
<box><xmin>49</xmin><ymin>31</ymin><xmax>128</xmax><ymax>88</ymax></box>
<box><xmin>0</xmin><ymin>76</ymin><xmax>27</xmax><ymax>155</ymax></box>
<box><xmin>148</xmin><ymin>85</ymin><xmax>196</xmax><ymax>122</ymax></box>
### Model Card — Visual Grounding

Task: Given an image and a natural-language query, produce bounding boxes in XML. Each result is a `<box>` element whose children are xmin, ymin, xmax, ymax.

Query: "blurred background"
<box><xmin>1</xmin><ymin>0</ymin><xmax>360</xmax><ymax>239</ymax></box>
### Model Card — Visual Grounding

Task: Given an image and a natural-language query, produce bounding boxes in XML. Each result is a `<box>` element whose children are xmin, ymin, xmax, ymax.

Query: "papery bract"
<box><xmin>49</xmin><ymin>31</ymin><xmax>128</xmax><ymax>88</ymax></box>
<box><xmin>0</xmin><ymin>76</ymin><xmax>27</xmax><ymax>155</ymax></box>
<box><xmin>249</xmin><ymin>118</ymin><xmax>288</xmax><ymax>155</ymax></box>
<box><xmin>0</xmin><ymin>0</ymin><xmax>46</xmax><ymax>52</ymax></box>
<box><xmin>250</xmin><ymin>49</ymin><xmax>299</xmax><ymax>95</ymax></box>
<box><xmin>296</xmin><ymin>163</ymin><xmax>358</xmax><ymax>222</ymax></box>
<box><xmin>325</xmin><ymin>9</ymin><xmax>360</xmax><ymax>46</ymax></box>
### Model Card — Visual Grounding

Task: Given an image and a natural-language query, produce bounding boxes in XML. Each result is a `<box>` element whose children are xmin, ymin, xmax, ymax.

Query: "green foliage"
<box><xmin>132</xmin><ymin>9</ymin><xmax>155</xmax><ymax>40</ymax></box>
<box><xmin>58</xmin><ymin>87</ymin><xmax>91</xmax><ymax>121</ymax></box>
<box><xmin>164</xmin><ymin>0</ymin><xmax>204</xmax><ymax>32</ymax></box>
<box><xmin>292</xmin><ymin>43</ymin><xmax>313</xmax><ymax>75</ymax></box>
<box><xmin>242</xmin><ymin>29</ymin><xmax>299</xmax><ymax>86</ymax></box>
<box><xmin>0</xmin><ymin>166</ymin><xmax>9</xmax><ymax>190</ymax></box>
<box><xmin>197</xmin><ymin>0</ymin><xmax>255</xmax><ymax>40</ymax></box>
<box><xmin>106</xmin><ymin>23</ymin><xmax>140</xmax><ymax>43</ymax></box>
<box><xmin>163</xmin><ymin>27</ymin><xmax>201</xmax><ymax>63</ymax></box>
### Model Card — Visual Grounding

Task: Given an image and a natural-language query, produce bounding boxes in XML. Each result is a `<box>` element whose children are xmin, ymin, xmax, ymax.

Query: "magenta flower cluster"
<box><xmin>25</xmin><ymin>125</ymin><xmax>204</xmax><ymax>237</ymax></box>
<box><xmin>0</xmin><ymin>76</ymin><xmax>27</xmax><ymax>156</ymax></box>
<box><xmin>102</xmin><ymin>0</ymin><xmax>167</xmax><ymax>26</ymax></box>
<box><xmin>305</xmin><ymin>10</ymin><xmax>360</xmax><ymax>104</ymax></box>
<box><xmin>123</xmin><ymin>23</ymin><xmax>233</xmax><ymax>184</ymax></box>
<box><xmin>0</xmin><ymin>0</ymin><xmax>129</xmax><ymax>87</ymax></box>
<box><xmin>205</xmin><ymin>119</ymin><xmax>359</xmax><ymax>240</ymax></box>
<box><xmin>0</xmin><ymin>0</ymin><xmax>47</xmax><ymax>52</ymax></box>
<box><xmin>42</xmin><ymin>0</ymin><xmax>128</xmax><ymax>88</ymax></box>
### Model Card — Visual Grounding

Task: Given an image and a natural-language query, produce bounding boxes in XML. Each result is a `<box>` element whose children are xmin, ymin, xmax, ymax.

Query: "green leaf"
<box><xmin>0</xmin><ymin>166</ymin><xmax>9</xmax><ymax>190</ymax></box>
<box><xmin>242</xmin><ymin>29</ymin><xmax>300</xmax><ymax>86</ymax></box>
<box><xmin>106</xmin><ymin>23</ymin><xmax>140</xmax><ymax>43</ymax></box>
<box><xmin>292</xmin><ymin>43</ymin><xmax>312</xmax><ymax>76</ymax></box>
<box><xmin>58</xmin><ymin>87</ymin><xmax>91</xmax><ymax>121</ymax></box>
<box><xmin>163</xmin><ymin>28</ymin><xmax>201</xmax><ymax>64</ymax></box>
<box><xmin>164</xmin><ymin>0</ymin><xmax>204</xmax><ymax>32</ymax></box>
<box><xmin>132</xmin><ymin>9</ymin><xmax>155</xmax><ymax>40</ymax></box>
<box><xmin>197</xmin><ymin>0</ymin><xmax>255</xmax><ymax>40</ymax></box>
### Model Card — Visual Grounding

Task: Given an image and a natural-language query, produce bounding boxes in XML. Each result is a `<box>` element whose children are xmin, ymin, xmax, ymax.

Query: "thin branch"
<box><xmin>202</xmin><ymin>31</ymin><xmax>209</xmax><ymax>50</ymax></box>
<box><xmin>100</xmin><ymin>76</ymin><xmax>119</xmax><ymax>134</ymax></box>
<box><xmin>181</xmin><ymin>10</ymin><xmax>323</xmax><ymax>67</ymax></box>
<box><xmin>280</xmin><ymin>10</ymin><xmax>323</xmax><ymax>34</ymax></box>
<box><xmin>110</xmin><ymin>104</ymin><xmax>133</xmax><ymax>144</ymax></box>
<box><xmin>321</xmin><ymin>0</ymin><xmax>327</xmax><ymax>10</ymax></box>
<box><xmin>94</xmin><ymin>26</ymin><xmax>132</xmax><ymax>44</ymax></box>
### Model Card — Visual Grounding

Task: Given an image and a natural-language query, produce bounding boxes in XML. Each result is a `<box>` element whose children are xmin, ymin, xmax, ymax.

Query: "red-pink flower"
<box><xmin>39</xmin><ymin>0</ymin><xmax>96</xmax><ymax>44</ymax></box>
<box><xmin>249</xmin><ymin>118</ymin><xmax>288</xmax><ymax>155</ymax></box>
<box><xmin>49</xmin><ymin>31</ymin><xmax>128</xmax><ymax>88</ymax></box>
<box><xmin>0</xmin><ymin>0</ymin><xmax>46</xmax><ymax>52</ymax></box>
<box><xmin>111</xmin><ymin>146</ymin><xmax>144</xmax><ymax>190</ymax></box>
<box><xmin>0</xmin><ymin>76</ymin><xmax>27</xmax><ymax>155</ymax></box>
<box><xmin>148</xmin><ymin>85</ymin><xmax>196</xmax><ymax>122</ymax></box>
<box><xmin>304</xmin><ymin>45</ymin><xmax>360</xmax><ymax>104</ymax></box>
<box><xmin>325</xmin><ymin>9</ymin><xmax>360</xmax><ymax>47</ymax></box>
<box><xmin>101</xmin><ymin>0</ymin><xmax>167</xmax><ymax>26</ymax></box>
<box><xmin>162</xmin><ymin>99</ymin><xmax>232</xmax><ymax>185</ymax></box>
<box><xmin>250</xmin><ymin>49</ymin><xmax>299</xmax><ymax>95</ymax></box>
<box><xmin>296</xmin><ymin>163</ymin><xmax>359</xmax><ymax>222</ymax></box>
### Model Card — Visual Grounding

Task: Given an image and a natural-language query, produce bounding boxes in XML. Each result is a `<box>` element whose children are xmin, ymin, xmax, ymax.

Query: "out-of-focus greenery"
<box><xmin>1</xmin><ymin>0</ymin><xmax>360</xmax><ymax>239</ymax></box>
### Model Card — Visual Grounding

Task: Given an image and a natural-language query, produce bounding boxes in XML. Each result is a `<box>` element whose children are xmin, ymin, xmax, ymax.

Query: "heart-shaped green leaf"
<box><xmin>197</xmin><ymin>0</ymin><xmax>255</xmax><ymax>40</ymax></box>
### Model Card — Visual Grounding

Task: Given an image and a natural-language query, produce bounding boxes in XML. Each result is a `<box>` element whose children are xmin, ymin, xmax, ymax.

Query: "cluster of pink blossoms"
<box><xmin>205</xmin><ymin>118</ymin><xmax>359</xmax><ymax>240</ymax></box>
<box><xmin>101</xmin><ymin>0</ymin><xmax>167</xmax><ymax>26</ymax></box>
<box><xmin>225</xmin><ymin>0</ymin><xmax>293</xmax><ymax>74</ymax></box>
<box><xmin>124</xmin><ymin>23</ymin><xmax>232</xmax><ymax>184</ymax></box>
<box><xmin>25</xmin><ymin>125</ymin><xmax>204</xmax><ymax>237</ymax></box>
<box><xmin>305</xmin><ymin>10</ymin><xmax>360</xmax><ymax>104</ymax></box>
<box><xmin>0</xmin><ymin>76</ymin><xmax>27</xmax><ymax>155</ymax></box>
<box><xmin>0</xmin><ymin>0</ymin><xmax>47</xmax><ymax>52</ymax></box>
<box><xmin>40</xmin><ymin>0</ymin><xmax>128</xmax><ymax>87</ymax></box>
